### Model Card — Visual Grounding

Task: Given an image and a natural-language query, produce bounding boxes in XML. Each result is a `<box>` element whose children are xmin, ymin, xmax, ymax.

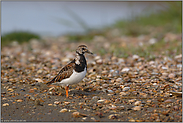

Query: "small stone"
<box><xmin>82</xmin><ymin>117</ymin><xmax>87</xmax><ymax>120</ymax></box>
<box><xmin>48</xmin><ymin>104</ymin><xmax>52</xmax><ymax>106</ymax></box>
<box><xmin>29</xmin><ymin>89</ymin><xmax>35</xmax><ymax>93</ymax></box>
<box><xmin>162</xmin><ymin>67</ymin><xmax>168</xmax><ymax>70</ymax></box>
<box><xmin>54</xmin><ymin>101</ymin><xmax>60</xmax><ymax>105</ymax></box>
<box><xmin>174</xmin><ymin>54</ymin><xmax>182</xmax><ymax>60</ymax></box>
<box><xmin>122</xmin><ymin>87</ymin><xmax>130</xmax><ymax>91</ymax></box>
<box><xmin>102</xmin><ymin>84</ymin><xmax>109</xmax><ymax>88</ymax></box>
<box><xmin>147</xmin><ymin>100</ymin><xmax>152</xmax><ymax>103</ymax></box>
<box><xmin>2</xmin><ymin>103</ymin><xmax>9</xmax><ymax>107</ymax></box>
<box><xmin>94</xmin><ymin>56</ymin><xmax>101</xmax><ymax>60</ymax></box>
<box><xmin>17</xmin><ymin>99</ymin><xmax>23</xmax><ymax>102</ymax></box>
<box><xmin>72</xmin><ymin>112</ymin><xmax>87</xmax><ymax>118</ymax></box>
<box><xmin>97</xmin><ymin>100</ymin><xmax>105</xmax><ymax>103</ymax></box>
<box><xmin>132</xmin><ymin>106</ymin><xmax>141</xmax><ymax>111</ymax></box>
<box><xmin>35</xmin><ymin>78</ymin><xmax>43</xmax><ymax>83</ymax></box>
<box><xmin>121</xmin><ymin>68</ymin><xmax>130</xmax><ymax>72</ymax></box>
<box><xmin>60</xmin><ymin>108</ymin><xmax>68</xmax><ymax>113</ymax></box>
<box><xmin>7</xmin><ymin>88</ymin><xmax>14</xmax><ymax>92</ymax></box>
<box><xmin>108</xmin><ymin>114</ymin><xmax>119</xmax><ymax>119</ymax></box>
<box><xmin>107</xmin><ymin>90</ymin><xmax>114</xmax><ymax>94</ymax></box>
<box><xmin>129</xmin><ymin>99</ymin><xmax>136</xmax><ymax>103</ymax></box>
<box><xmin>37</xmin><ymin>69</ymin><xmax>43</xmax><ymax>74</ymax></box>
<box><xmin>173</xmin><ymin>106</ymin><xmax>179</xmax><ymax>111</ymax></box>
<box><xmin>64</xmin><ymin>101</ymin><xmax>70</xmax><ymax>105</ymax></box>
<box><xmin>91</xmin><ymin>117</ymin><xmax>96</xmax><ymax>121</ymax></box>
<box><xmin>129</xmin><ymin>118</ymin><xmax>135</xmax><ymax>122</ymax></box>
<box><xmin>118</xmin><ymin>58</ymin><xmax>125</xmax><ymax>63</ymax></box>
<box><xmin>116</xmin><ymin>78</ymin><xmax>122</xmax><ymax>82</ymax></box>
<box><xmin>164</xmin><ymin>99</ymin><xmax>173</xmax><ymax>103</ymax></box>
<box><xmin>166</xmin><ymin>104</ymin><xmax>172</xmax><ymax>108</ymax></box>
<box><xmin>120</xmin><ymin>92</ymin><xmax>127</xmax><ymax>96</ymax></box>
<box><xmin>2</xmin><ymin>98</ymin><xmax>7</xmax><ymax>100</ymax></box>
<box><xmin>162</xmin><ymin>73</ymin><xmax>168</xmax><ymax>76</ymax></box>
<box><xmin>49</xmin><ymin>87</ymin><xmax>55</xmax><ymax>91</ymax></box>
<box><xmin>177</xmin><ymin>64</ymin><xmax>182</xmax><ymax>68</ymax></box>
<box><xmin>149</xmin><ymin>61</ymin><xmax>155</xmax><ymax>65</ymax></box>
<box><xmin>62</xmin><ymin>58</ymin><xmax>70</xmax><ymax>63</ymax></box>
<box><xmin>168</xmin><ymin>73</ymin><xmax>175</xmax><ymax>79</ymax></box>
<box><xmin>139</xmin><ymin>92</ymin><xmax>147</xmax><ymax>98</ymax></box>
<box><xmin>96</xmin><ymin>59</ymin><xmax>103</xmax><ymax>64</ymax></box>
<box><xmin>132</xmin><ymin>54</ymin><xmax>140</xmax><ymax>60</ymax></box>
<box><xmin>134</xmin><ymin>101</ymin><xmax>141</xmax><ymax>106</ymax></box>
<box><xmin>118</xmin><ymin>106</ymin><xmax>125</xmax><ymax>110</ymax></box>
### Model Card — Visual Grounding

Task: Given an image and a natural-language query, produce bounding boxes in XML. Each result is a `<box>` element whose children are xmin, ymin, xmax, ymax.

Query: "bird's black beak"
<box><xmin>86</xmin><ymin>49</ymin><xmax>93</xmax><ymax>55</ymax></box>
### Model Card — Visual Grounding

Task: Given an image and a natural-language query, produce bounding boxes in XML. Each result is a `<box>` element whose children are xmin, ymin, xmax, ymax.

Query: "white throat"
<box><xmin>75</xmin><ymin>54</ymin><xmax>80</xmax><ymax>65</ymax></box>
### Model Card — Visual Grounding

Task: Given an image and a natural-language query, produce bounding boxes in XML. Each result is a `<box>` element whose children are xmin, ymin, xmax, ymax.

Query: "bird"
<box><xmin>47</xmin><ymin>45</ymin><xmax>93</xmax><ymax>97</ymax></box>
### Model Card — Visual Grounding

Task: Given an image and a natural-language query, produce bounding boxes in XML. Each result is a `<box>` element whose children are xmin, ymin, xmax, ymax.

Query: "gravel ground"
<box><xmin>1</xmin><ymin>34</ymin><xmax>182</xmax><ymax>122</ymax></box>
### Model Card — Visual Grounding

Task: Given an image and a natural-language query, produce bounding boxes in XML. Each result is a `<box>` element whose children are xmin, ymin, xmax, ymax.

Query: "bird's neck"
<box><xmin>75</xmin><ymin>53</ymin><xmax>86</xmax><ymax>65</ymax></box>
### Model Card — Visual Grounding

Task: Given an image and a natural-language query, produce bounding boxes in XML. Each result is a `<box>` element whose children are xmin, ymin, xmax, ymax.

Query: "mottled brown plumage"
<box><xmin>46</xmin><ymin>61</ymin><xmax>75</xmax><ymax>85</ymax></box>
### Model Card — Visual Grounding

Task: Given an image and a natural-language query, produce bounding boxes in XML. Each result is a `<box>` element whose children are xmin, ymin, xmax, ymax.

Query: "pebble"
<box><xmin>97</xmin><ymin>100</ymin><xmax>105</xmax><ymax>103</ymax></box>
<box><xmin>132</xmin><ymin>106</ymin><xmax>141</xmax><ymax>111</ymax></box>
<box><xmin>96</xmin><ymin>59</ymin><xmax>103</xmax><ymax>64</ymax></box>
<box><xmin>120</xmin><ymin>92</ymin><xmax>127</xmax><ymax>96</ymax></box>
<box><xmin>107</xmin><ymin>90</ymin><xmax>114</xmax><ymax>94</ymax></box>
<box><xmin>72</xmin><ymin>112</ymin><xmax>87</xmax><ymax>118</ymax></box>
<box><xmin>7</xmin><ymin>88</ymin><xmax>14</xmax><ymax>92</ymax></box>
<box><xmin>122</xmin><ymin>87</ymin><xmax>130</xmax><ymax>91</ymax></box>
<box><xmin>168</xmin><ymin>73</ymin><xmax>175</xmax><ymax>79</ymax></box>
<box><xmin>64</xmin><ymin>101</ymin><xmax>70</xmax><ymax>105</ymax></box>
<box><xmin>35</xmin><ymin>78</ymin><xmax>43</xmax><ymax>83</ymax></box>
<box><xmin>29</xmin><ymin>89</ymin><xmax>35</xmax><ymax>93</ymax></box>
<box><xmin>174</xmin><ymin>54</ymin><xmax>182</xmax><ymax>60</ymax></box>
<box><xmin>121</xmin><ymin>68</ymin><xmax>130</xmax><ymax>72</ymax></box>
<box><xmin>118</xmin><ymin>105</ymin><xmax>125</xmax><ymax>110</ymax></box>
<box><xmin>17</xmin><ymin>99</ymin><xmax>23</xmax><ymax>102</ymax></box>
<box><xmin>108</xmin><ymin>114</ymin><xmax>119</xmax><ymax>119</ymax></box>
<box><xmin>134</xmin><ymin>101</ymin><xmax>141</xmax><ymax>106</ymax></box>
<box><xmin>54</xmin><ymin>101</ymin><xmax>61</xmax><ymax>105</ymax></box>
<box><xmin>173</xmin><ymin>106</ymin><xmax>179</xmax><ymax>111</ymax></box>
<box><xmin>60</xmin><ymin>108</ymin><xmax>68</xmax><ymax>113</ymax></box>
<box><xmin>37</xmin><ymin>69</ymin><xmax>43</xmax><ymax>74</ymax></box>
<box><xmin>147</xmin><ymin>100</ymin><xmax>152</xmax><ymax>103</ymax></box>
<box><xmin>164</xmin><ymin>99</ymin><xmax>173</xmax><ymax>103</ymax></box>
<box><xmin>102</xmin><ymin>84</ymin><xmax>109</xmax><ymax>88</ymax></box>
<box><xmin>129</xmin><ymin>99</ymin><xmax>136</xmax><ymax>103</ymax></box>
<box><xmin>132</xmin><ymin>54</ymin><xmax>140</xmax><ymax>60</ymax></box>
<box><xmin>116</xmin><ymin>78</ymin><xmax>122</xmax><ymax>82</ymax></box>
<box><xmin>162</xmin><ymin>67</ymin><xmax>168</xmax><ymax>70</ymax></box>
<box><xmin>91</xmin><ymin>117</ymin><xmax>96</xmax><ymax>121</ymax></box>
<box><xmin>2</xmin><ymin>103</ymin><xmax>9</xmax><ymax>107</ymax></box>
<box><xmin>162</xmin><ymin>73</ymin><xmax>168</xmax><ymax>76</ymax></box>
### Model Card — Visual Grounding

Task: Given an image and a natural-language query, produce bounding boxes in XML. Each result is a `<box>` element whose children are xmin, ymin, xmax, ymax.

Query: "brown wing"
<box><xmin>47</xmin><ymin>60</ymin><xmax>75</xmax><ymax>85</ymax></box>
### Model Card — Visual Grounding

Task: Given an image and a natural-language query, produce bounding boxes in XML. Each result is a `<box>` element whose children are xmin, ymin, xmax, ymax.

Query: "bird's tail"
<box><xmin>46</xmin><ymin>76</ymin><xmax>56</xmax><ymax>85</ymax></box>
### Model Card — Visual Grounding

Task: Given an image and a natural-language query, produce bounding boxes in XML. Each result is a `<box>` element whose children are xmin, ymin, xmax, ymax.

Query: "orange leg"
<box><xmin>65</xmin><ymin>85</ymin><xmax>69</xmax><ymax>98</ymax></box>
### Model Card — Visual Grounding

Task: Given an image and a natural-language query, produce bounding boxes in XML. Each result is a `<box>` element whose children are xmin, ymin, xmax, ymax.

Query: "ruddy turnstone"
<box><xmin>47</xmin><ymin>45</ymin><xmax>93</xmax><ymax>97</ymax></box>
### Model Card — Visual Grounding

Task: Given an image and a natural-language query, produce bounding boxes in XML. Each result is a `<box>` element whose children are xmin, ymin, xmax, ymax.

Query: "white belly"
<box><xmin>60</xmin><ymin>67</ymin><xmax>86</xmax><ymax>86</ymax></box>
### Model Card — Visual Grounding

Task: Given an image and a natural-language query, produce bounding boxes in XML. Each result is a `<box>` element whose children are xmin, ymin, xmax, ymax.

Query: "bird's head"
<box><xmin>76</xmin><ymin>45</ymin><xmax>93</xmax><ymax>55</ymax></box>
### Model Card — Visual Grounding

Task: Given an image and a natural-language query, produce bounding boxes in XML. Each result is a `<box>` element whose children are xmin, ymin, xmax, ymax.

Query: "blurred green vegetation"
<box><xmin>114</xmin><ymin>2</ymin><xmax>182</xmax><ymax>36</ymax></box>
<box><xmin>1</xmin><ymin>31</ymin><xmax>40</xmax><ymax>47</ymax></box>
